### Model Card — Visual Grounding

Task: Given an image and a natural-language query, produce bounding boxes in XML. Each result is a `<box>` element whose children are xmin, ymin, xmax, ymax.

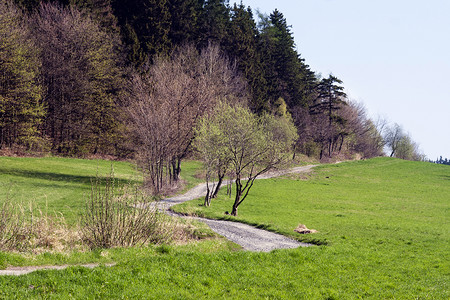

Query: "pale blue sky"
<box><xmin>233</xmin><ymin>0</ymin><xmax>450</xmax><ymax>160</ymax></box>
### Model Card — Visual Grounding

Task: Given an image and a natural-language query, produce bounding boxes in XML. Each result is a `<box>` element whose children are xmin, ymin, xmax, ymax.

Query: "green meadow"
<box><xmin>0</xmin><ymin>157</ymin><xmax>448</xmax><ymax>299</ymax></box>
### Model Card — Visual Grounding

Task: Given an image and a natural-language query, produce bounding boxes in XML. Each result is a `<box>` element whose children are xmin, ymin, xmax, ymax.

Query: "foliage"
<box><xmin>2</xmin><ymin>0</ymin><xmax>415</xmax><ymax>161</ymax></box>
<box><xmin>0</xmin><ymin>0</ymin><xmax>45</xmax><ymax>150</ymax></box>
<box><xmin>194</xmin><ymin>102</ymin><xmax>298</xmax><ymax>215</ymax></box>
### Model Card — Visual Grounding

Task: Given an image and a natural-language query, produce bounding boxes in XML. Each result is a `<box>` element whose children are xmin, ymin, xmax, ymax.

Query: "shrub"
<box><xmin>81</xmin><ymin>174</ymin><xmax>172</xmax><ymax>249</ymax></box>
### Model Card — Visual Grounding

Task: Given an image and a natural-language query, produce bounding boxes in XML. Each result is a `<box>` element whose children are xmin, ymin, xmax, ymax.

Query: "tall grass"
<box><xmin>0</xmin><ymin>195</ymin><xmax>29</xmax><ymax>251</ymax></box>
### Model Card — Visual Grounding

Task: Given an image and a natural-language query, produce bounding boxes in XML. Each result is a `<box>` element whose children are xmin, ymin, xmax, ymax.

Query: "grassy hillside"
<box><xmin>173</xmin><ymin>157</ymin><xmax>450</xmax><ymax>298</ymax></box>
<box><xmin>0</xmin><ymin>157</ymin><xmax>448</xmax><ymax>299</ymax></box>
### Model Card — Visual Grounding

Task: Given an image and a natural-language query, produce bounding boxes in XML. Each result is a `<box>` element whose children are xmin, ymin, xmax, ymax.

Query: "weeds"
<box><xmin>0</xmin><ymin>195</ymin><xmax>29</xmax><ymax>251</ymax></box>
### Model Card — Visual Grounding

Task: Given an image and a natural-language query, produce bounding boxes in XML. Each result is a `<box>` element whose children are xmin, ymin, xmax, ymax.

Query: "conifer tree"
<box><xmin>112</xmin><ymin>0</ymin><xmax>171</xmax><ymax>64</ymax></box>
<box><xmin>309</xmin><ymin>74</ymin><xmax>347</xmax><ymax>157</ymax></box>
<box><xmin>167</xmin><ymin>0</ymin><xmax>202</xmax><ymax>45</ymax></box>
<box><xmin>259</xmin><ymin>9</ymin><xmax>316</xmax><ymax>109</ymax></box>
<box><xmin>227</xmin><ymin>3</ymin><xmax>267</xmax><ymax>112</ymax></box>
<box><xmin>198</xmin><ymin>0</ymin><xmax>230</xmax><ymax>48</ymax></box>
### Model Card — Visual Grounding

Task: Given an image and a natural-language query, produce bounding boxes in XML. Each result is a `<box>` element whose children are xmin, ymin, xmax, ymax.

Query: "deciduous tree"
<box><xmin>194</xmin><ymin>102</ymin><xmax>298</xmax><ymax>216</ymax></box>
<box><xmin>127</xmin><ymin>44</ymin><xmax>247</xmax><ymax>194</ymax></box>
<box><xmin>0</xmin><ymin>0</ymin><xmax>45</xmax><ymax>150</ymax></box>
<box><xmin>32</xmin><ymin>2</ymin><xmax>125</xmax><ymax>155</ymax></box>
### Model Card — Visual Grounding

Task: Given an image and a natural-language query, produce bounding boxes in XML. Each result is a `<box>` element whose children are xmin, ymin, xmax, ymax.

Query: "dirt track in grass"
<box><xmin>161</xmin><ymin>165</ymin><xmax>318</xmax><ymax>252</ymax></box>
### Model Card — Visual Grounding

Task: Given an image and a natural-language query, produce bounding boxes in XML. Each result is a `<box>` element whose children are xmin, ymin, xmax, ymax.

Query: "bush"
<box><xmin>81</xmin><ymin>174</ymin><xmax>172</xmax><ymax>249</ymax></box>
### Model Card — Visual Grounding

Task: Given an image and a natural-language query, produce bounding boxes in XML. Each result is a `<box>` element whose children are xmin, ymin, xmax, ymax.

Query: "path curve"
<box><xmin>160</xmin><ymin>165</ymin><xmax>317</xmax><ymax>252</ymax></box>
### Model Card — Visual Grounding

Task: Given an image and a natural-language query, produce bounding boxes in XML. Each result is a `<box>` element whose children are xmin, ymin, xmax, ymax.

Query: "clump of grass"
<box><xmin>81</xmin><ymin>174</ymin><xmax>173</xmax><ymax>249</ymax></box>
<box><xmin>0</xmin><ymin>196</ymin><xmax>30</xmax><ymax>251</ymax></box>
<box><xmin>29</xmin><ymin>209</ymin><xmax>85</xmax><ymax>254</ymax></box>
<box><xmin>1</xmin><ymin>194</ymin><xmax>83</xmax><ymax>253</ymax></box>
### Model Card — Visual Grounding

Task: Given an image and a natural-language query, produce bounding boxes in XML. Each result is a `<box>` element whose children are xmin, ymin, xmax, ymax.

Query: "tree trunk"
<box><xmin>231</xmin><ymin>178</ymin><xmax>242</xmax><ymax>216</ymax></box>
<box><xmin>204</xmin><ymin>180</ymin><xmax>210</xmax><ymax>206</ymax></box>
<box><xmin>211</xmin><ymin>172</ymin><xmax>224</xmax><ymax>198</ymax></box>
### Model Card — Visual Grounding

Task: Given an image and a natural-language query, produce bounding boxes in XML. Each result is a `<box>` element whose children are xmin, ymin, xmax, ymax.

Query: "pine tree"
<box><xmin>309</xmin><ymin>74</ymin><xmax>347</xmax><ymax>157</ymax></box>
<box><xmin>167</xmin><ymin>0</ymin><xmax>202</xmax><ymax>45</ymax></box>
<box><xmin>226</xmin><ymin>3</ymin><xmax>267</xmax><ymax>112</ymax></box>
<box><xmin>259</xmin><ymin>9</ymin><xmax>316</xmax><ymax>109</ymax></box>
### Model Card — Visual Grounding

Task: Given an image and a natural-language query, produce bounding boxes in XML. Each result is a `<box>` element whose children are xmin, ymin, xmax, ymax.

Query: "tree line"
<box><xmin>430</xmin><ymin>156</ymin><xmax>450</xmax><ymax>166</ymax></box>
<box><xmin>1</xmin><ymin>0</ymin><xmax>425</xmax><ymax>194</ymax></box>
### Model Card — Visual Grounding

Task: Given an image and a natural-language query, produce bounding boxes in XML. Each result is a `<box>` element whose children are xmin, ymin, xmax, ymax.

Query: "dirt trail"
<box><xmin>161</xmin><ymin>164</ymin><xmax>318</xmax><ymax>252</ymax></box>
<box><xmin>0</xmin><ymin>263</ymin><xmax>116</xmax><ymax>276</ymax></box>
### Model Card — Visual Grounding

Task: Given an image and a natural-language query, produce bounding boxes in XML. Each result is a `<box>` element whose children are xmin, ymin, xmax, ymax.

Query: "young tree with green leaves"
<box><xmin>194</xmin><ymin>102</ymin><xmax>298</xmax><ymax>216</ymax></box>
<box><xmin>0</xmin><ymin>0</ymin><xmax>45</xmax><ymax>150</ymax></box>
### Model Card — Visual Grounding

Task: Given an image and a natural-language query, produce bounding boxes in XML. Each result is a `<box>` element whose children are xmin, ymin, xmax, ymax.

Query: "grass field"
<box><xmin>0</xmin><ymin>157</ymin><xmax>203</xmax><ymax>224</ymax></box>
<box><xmin>0</xmin><ymin>157</ymin><xmax>449</xmax><ymax>299</ymax></box>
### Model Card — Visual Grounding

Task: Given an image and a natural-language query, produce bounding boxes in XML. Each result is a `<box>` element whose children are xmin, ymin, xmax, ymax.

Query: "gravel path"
<box><xmin>162</xmin><ymin>164</ymin><xmax>317</xmax><ymax>252</ymax></box>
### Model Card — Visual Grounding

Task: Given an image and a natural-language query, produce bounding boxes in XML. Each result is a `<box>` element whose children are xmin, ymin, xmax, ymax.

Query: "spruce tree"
<box><xmin>226</xmin><ymin>3</ymin><xmax>267</xmax><ymax>112</ymax></box>
<box><xmin>167</xmin><ymin>0</ymin><xmax>202</xmax><ymax>45</ymax></box>
<box><xmin>112</xmin><ymin>0</ymin><xmax>171</xmax><ymax>64</ymax></box>
<box><xmin>198</xmin><ymin>0</ymin><xmax>230</xmax><ymax>48</ymax></box>
<box><xmin>259</xmin><ymin>9</ymin><xmax>316</xmax><ymax>109</ymax></box>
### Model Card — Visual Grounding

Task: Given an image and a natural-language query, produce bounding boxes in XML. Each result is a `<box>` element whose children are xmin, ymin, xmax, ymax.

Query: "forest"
<box><xmin>1</xmin><ymin>0</ymin><xmax>425</xmax><ymax>193</ymax></box>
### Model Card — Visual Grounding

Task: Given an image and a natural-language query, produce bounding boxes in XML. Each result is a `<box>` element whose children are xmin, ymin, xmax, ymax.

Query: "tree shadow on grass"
<box><xmin>0</xmin><ymin>167</ymin><xmax>137</xmax><ymax>187</ymax></box>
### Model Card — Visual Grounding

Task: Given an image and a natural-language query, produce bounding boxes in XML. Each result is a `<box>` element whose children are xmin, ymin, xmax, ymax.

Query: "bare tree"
<box><xmin>127</xmin><ymin>43</ymin><xmax>247</xmax><ymax>194</ymax></box>
<box><xmin>338</xmin><ymin>101</ymin><xmax>384</xmax><ymax>158</ymax></box>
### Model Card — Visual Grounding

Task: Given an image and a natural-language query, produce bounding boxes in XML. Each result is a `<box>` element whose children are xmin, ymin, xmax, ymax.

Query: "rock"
<box><xmin>294</xmin><ymin>224</ymin><xmax>318</xmax><ymax>234</ymax></box>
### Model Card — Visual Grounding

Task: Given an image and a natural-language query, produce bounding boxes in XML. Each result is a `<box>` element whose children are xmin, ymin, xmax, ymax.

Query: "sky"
<box><xmin>232</xmin><ymin>0</ymin><xmax>450</xmax><ymax>160</ymax></box>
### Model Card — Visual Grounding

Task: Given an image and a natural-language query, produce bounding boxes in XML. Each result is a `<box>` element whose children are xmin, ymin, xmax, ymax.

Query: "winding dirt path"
<box><xmin>161</xmin><ymin>164</ymin><xmax>317</xmax><ymax>252</ymax></box>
